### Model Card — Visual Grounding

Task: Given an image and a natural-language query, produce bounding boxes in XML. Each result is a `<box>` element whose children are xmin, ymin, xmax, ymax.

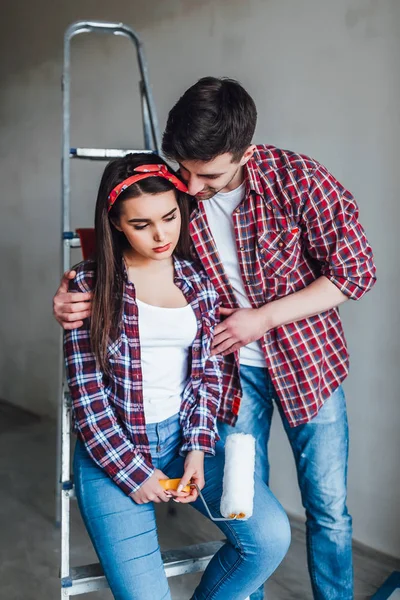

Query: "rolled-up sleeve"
<box><xmin>302</xmin><ymin>167</ymin><xmax>376</xmax><ymax>299</ymax></box>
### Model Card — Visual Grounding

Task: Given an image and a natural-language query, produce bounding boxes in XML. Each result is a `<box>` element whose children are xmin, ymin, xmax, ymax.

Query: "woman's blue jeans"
<box><xmin>218</xmin><ymin>365</ymin><xmax>353</xmax><ymax>600</ymax></box>
<box><xmin>74</xmin><ymin>413</ymin><xmax>291</xmax><ymax>600</ymax></box>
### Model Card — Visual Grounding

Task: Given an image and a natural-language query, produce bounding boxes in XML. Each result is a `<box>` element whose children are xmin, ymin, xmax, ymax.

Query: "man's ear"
<box><xmin>240</xmin><ymin>144</ymin><xmax>256</xmax><ymax>166</ymax></box>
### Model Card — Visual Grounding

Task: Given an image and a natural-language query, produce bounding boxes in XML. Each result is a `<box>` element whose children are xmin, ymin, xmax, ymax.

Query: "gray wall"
<box><xmin>1</xmin><ymin>0</ymin><xmax>399</xmax><ymax>557</ymax></box>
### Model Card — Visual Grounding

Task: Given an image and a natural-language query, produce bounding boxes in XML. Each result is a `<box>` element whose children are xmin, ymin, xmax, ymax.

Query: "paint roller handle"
<box><xmin>159</xmin><ymin>480</ymin><xmax>246</xmax><ymax>520</ymax></box>
<box><xmin>159</xmin><ymin>478</ymin><xmax>191</xmax><ymax>494</ymax></box>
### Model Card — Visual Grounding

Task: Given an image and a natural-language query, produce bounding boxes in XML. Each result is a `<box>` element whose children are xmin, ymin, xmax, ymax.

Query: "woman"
<box><xmin>64</xmin><ymin>153</ymin><xmax>290</xmax><ymax>600</ymax></box>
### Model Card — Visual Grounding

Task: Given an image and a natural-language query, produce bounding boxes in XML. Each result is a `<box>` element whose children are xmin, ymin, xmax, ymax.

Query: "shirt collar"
<box><xmin>172</xmin><ymin>256</ymin><xmax>195</xmax><ymax>290</ymax></box>
<box><xmin>244</xmin><ymin>155</ymin><xmax>265</xmax><ymax>197</ymax></box>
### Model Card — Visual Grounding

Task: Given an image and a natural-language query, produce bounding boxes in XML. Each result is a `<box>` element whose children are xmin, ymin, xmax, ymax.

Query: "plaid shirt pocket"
<box><xmin>258</xmin><ymin>228</ymin><xmax>302</xmax><ymax>277</ymax></box>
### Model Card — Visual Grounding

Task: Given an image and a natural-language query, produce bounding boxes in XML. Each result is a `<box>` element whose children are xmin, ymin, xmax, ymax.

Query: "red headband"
<box><xmin>107</xmin><ymin>164</ymin><xmax>188</xmax><ymax>212</ymax></box>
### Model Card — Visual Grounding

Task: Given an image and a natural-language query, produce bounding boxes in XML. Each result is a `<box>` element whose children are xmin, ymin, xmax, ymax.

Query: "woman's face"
<box><xmin>113</xmin><ymin>189</ymin><xmax>182</xmax><ymax>262</ymax></box>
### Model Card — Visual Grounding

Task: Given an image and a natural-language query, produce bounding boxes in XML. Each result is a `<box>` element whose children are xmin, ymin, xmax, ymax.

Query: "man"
<box><xmin>54</xmin><ymin>77</ymin><xmax>376</xmax><ymax>599</ymax></box>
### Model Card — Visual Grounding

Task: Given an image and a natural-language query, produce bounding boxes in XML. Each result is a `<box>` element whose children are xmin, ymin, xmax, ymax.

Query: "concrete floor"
<box><xmin>1</xmin><ymin>402</ymin><xmax>399</xmax><ymax>600</ymax></box>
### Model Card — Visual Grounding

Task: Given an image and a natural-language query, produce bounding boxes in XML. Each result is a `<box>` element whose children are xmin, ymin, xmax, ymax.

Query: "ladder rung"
<box><xmin>66</xmin><ymin>238</ymin><xmax>81</xmax><ymax>248</ymax></box>
<box><xmin>63</xmin><ymin>233</ymin><xmax>81</xmax><ymax>248</ymax></box>
<box><xmin>163</xmin><ymin>541</ymin><xmax>224</xmax><ymax>576</ymax></box>
<box><xmin>65</xmin><ymin>541</ymin><xmax>224</xmax><ymax>594</ymax></box>
<box><xmin>61</xmin><ymin>483</ymin><xmax>76</xmax><ymax>499</ymax></box>
<box><xmin>70</xmin><ymin>148</ymin><xmax>155</xmax><ymax>160</ymax></box>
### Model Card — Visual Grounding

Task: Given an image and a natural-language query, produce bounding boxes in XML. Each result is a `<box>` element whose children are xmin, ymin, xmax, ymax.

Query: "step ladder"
<box><xmin>58</xmin><ymin>20</ymin><xmax>222</xmax><ymax>598</ymax></box>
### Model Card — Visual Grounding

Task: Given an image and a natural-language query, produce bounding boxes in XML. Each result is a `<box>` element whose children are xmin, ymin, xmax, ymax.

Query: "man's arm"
<box><xmin>212</xmin><ymin>165</ymin><xmax>376</xmax><ymax>356</ymax></box>
<box><xmin>53</xmin><ymin>270</ymin><xmax>92</xmax><ymax>329</ymax></box>
<box><xmin>258</xmin><ymin>275</ymin><xmax>347</xmax><ymax>329</ymax></box>
<box><xmin>212</xmin><ymin>276</ymin><xmax>347</xmax><ymax>355</ymax></box>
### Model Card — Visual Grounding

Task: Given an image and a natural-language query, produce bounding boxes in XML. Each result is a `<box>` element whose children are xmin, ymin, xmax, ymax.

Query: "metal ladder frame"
<box><xmin>58</xmin><ymin>20</ymin><xmax>222</xmax><ymax>598</ymax></box>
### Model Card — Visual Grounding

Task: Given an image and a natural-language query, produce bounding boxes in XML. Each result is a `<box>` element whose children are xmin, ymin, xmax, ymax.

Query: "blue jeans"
<box><xmin>74</xmin><ymin>413</ymin><xmax>290</xmax><ymax>600</ymax></box>
<box><xmin>218</xmin><ymin>366</ymin><xmax>353</xmax><ymax>600</ymax></box>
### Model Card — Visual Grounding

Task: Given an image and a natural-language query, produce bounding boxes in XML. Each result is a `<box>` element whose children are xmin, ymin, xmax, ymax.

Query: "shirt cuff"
<box><xmin>109</xmin><ymin>453</ymin><xmax>155</xmax><ymax>496</ymax></box>
<box><xmin>326</xmin><ymin>273</ymin><xmax>376</xmax><ymax>301</ymax></box>
<box><xmin>180</xmin><ymin>428</ymin><xmax>216</xmax><ymax>456</ymax></box>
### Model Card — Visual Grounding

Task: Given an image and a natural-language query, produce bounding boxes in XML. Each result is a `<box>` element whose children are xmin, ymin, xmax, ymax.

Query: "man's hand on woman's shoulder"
<box><xmin>53</xmin><ymin>270</ymin><xmax>93</xmax><ymax>329</ymax></box>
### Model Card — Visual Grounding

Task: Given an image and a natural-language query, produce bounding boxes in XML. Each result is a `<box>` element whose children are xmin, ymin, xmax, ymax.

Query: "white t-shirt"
<box><xmin>137</xmin><ymin>299</ymin><xmax>198</xmax><ymax>424</ymax></box>
<box><xmin>203</xmin><ymin>182</ymin><xmax>266</xmax><ymax>367</ymax></box>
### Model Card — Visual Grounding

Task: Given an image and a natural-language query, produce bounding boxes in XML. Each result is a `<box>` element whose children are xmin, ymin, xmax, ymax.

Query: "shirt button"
<box><xmin>235</xmin><ymin>208</ymin><xmax>240</xmax><ymax>213</ymax></box>
<box><xmin>240</xmin><ymin>246</ymin><xmax>245</xmax><ymax>251</ymax></box>
<box><xmin>278</xmin><ymin>242</ymin><xmax>284</xmax><ymax>248</ymax></box>
<box><xmin>245</xmin><ymin>280</ymin><xmax>251</xmax><ymax>285</ymax></box>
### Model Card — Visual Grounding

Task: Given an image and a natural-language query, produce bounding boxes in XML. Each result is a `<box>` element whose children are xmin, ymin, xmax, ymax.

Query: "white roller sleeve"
<box><xmin>220</xmin><ymin>433</ymin><xmax>256</xmax><ymax>519</ymax></box>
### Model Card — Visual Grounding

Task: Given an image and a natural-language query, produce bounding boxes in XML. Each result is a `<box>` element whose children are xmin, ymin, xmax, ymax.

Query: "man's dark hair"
<box><xmin>162</xmin><ymin>77</ymin><xmax>257</xmax><ymax>163</ymax></box>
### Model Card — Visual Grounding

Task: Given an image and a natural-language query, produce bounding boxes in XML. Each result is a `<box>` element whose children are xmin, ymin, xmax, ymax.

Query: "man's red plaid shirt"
<box><xmin>189</xmin><ymin>145</ymin><xmax>376</xmax><ymax>428</ymax></box>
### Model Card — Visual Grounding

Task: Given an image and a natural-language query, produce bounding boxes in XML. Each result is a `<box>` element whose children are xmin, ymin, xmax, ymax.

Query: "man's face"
<box><xmin>178</xmin><ymin>148</ymin><xmax>255</xmax><ymax>200</ymax></box>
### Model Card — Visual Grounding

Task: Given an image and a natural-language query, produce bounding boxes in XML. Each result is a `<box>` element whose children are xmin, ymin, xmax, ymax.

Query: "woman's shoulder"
<box><xmin>174</xmin><ymin>258</ymin><xmax>218</xmax><ymax>298</ymax></box>
<box><xmin>70</xmin><ymin>260</ymin><xmax>97</xmax><ymax>293</ymax></box>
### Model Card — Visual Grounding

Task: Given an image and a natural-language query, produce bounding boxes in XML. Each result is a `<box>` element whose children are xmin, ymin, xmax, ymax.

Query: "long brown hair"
<box><xmin>91</xmin><ymin>153</ymin><xmax>192</xmax><ymax>373</ymax></box>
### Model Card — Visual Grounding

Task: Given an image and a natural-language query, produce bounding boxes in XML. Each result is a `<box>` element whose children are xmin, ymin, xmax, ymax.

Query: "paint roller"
<box><xmin>160</xmin><ymin>433</ymin><xmax>256</xmax><ymax>521</ymax></box>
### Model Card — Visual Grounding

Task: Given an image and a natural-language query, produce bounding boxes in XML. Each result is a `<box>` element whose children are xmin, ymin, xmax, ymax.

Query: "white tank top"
<box><xmin>203</xmin><ymin>183</ymin><xmax>266</xmax><ymax>367</ymax></box>
<box><xmin>136</xmin><ymin>299</ymin><xmax>198</xmax><ymax>424</ymax></box>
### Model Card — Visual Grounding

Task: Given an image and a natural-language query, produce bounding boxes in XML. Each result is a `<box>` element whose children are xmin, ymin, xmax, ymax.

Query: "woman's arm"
<box><xmin>180</xmin><ymin>277</ymin><xmax>223</xmax><ymax>457</ymax></box>
<box><xmin>64</xmin><ymin>263</ymin><xmax>154</xmax><ymax>496</ymax></box>
<box><xmin>180</xmin><ymin>353</ymin><xmax>223</xmax><ymax>456</ymax></box>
